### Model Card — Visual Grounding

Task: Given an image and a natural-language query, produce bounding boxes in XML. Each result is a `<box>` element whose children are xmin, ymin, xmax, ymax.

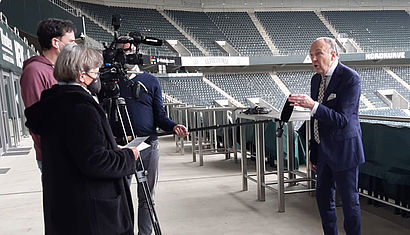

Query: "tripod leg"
<box><xmin>111</xmin><ymin>97</ymin><xmax>161</xmax><ymax>233</ymax></box>
<box><xmin>122</xmin><ymin>104</ymin><xmax>136</xmax><ymax>139</ymax></box>
<box><xmin>135</xmin><ymin>157</ymin><xmax>162</xmax><ymax>235</ymax></box>
<box><xmin>117</xmin><ymin>97</ymin><xmax>136</xmax><ymax>139</ymax></box>
<box><xmin>116</xmin><ymin>105</ymin><xmax>130</xmax><ymax>144</ymax></box>
<box><xmin>103</xmin><ymin>97</ymin><xmax>132</xmax><ymax>145</ymax></box>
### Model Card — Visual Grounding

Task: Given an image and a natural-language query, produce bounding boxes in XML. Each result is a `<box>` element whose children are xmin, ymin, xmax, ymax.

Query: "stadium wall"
<box><xmin>0</xmin><ymin>0</ymin><xmax>84</xmax><ymax>39</ymax></box>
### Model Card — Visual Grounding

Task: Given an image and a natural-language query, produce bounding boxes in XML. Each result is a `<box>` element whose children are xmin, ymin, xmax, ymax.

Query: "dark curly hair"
<box><xmin>37</xmin><ymin>18</ymin><xmax>76</xmax><ymax>50</ymax></box>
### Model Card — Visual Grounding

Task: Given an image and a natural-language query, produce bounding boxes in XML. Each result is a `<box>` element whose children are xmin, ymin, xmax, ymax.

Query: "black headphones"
<box><xmin>243</xmin><ymin>106</ymin><xmax>272</xmax><ymax>115</ymax></box>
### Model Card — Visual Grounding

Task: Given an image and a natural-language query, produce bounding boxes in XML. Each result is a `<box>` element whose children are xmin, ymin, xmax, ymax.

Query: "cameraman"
<box><xmin>117</xmin><ymin>42</ymin><xmax>188</xmax><ymax>235</ymax></box>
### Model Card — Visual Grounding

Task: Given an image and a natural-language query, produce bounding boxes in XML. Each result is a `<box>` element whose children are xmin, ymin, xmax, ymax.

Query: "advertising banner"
<box><xmin>0</xmin><ymin>22</ymin><xmax>36</xmax><ymax>73</ymax></box>
<box><xmin>181</xmin><ymin>56</ymin><xmax>249</xmax><ymax>67</ymax></box>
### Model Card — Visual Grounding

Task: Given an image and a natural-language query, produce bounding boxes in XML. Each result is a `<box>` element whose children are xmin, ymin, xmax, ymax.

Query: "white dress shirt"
<box><xmin>311</xmin><ymin>58</ymin><xmax>339</xmax><ymax>116</ymax></box>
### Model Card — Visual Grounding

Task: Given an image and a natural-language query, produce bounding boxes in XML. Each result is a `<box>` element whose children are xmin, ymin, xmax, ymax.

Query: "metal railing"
<box><xmin>359</xmin><ymin>114</ymin><xmax>410</xmax><ymax>123</ymax></box>
<box><xmin>359</xmin><ymin>114</ymin><xmax>410</xmax><ymax>213</ymax></box>
<box><xmin>48</xmin><ymin>0</ymin><xmax>81</xmax><ymax>17</ymax></box>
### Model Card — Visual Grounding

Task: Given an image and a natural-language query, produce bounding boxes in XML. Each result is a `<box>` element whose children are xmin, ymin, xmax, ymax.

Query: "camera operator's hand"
<box><xmin>128</xmin><ymin>147</ymin><xmax>139</xmax><ymax>160</ymax></box>
<box><xmin>173</xmin><ymin>124</ymin><xmax>188</xmax><ymax>138</ymax></box>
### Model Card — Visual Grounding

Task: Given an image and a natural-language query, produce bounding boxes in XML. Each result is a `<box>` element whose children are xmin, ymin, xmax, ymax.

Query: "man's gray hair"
<box><xmin>314</xmin><ymin>37</ymin><xmax>338</xmax><ymax>56</ymax></box>
<box><xmin>54</xmin><ymin>44</ymin><xmax>103</xmax><ymax>83</ymax></box>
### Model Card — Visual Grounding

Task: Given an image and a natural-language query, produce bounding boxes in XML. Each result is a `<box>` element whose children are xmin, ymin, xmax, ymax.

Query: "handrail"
<box><xmin>48</xmin><ymin>0</ymin><xmax>81</xmax><ymax>17</ymax></box>
<box><xmin>359</xmin><ymin>114</ymin><xmax>410</xmax><ymax>123</ymax></box>
<box><xmin>0</xmin><ymin>12</ymin><xmax>7</xmax><ymax>25</ymax></box>
<box><xmin>358</xmin><ymin>113</ymin><xmax>410</xmax><ymax>213</ymax></box>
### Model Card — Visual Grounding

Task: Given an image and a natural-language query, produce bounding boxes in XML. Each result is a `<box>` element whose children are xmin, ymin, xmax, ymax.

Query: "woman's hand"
<box><xmin>128</xmin><ymin>147</ymin><xmax>139</xmax><ymax>160</ymax></box>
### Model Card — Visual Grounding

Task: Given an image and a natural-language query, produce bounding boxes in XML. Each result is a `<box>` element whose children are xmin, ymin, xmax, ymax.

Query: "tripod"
<box><xmin>135</xmin><ymin>156</ymin><xmax>162</xmax><ymax>235</ymax></box>
<box><xmin>102</xmin><ymin>96</ymin><xmax>162</xmax><ymax>235</ymax></box>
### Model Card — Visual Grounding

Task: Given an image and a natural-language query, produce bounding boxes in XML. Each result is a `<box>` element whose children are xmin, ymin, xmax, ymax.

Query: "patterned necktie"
<box><xmin>314</xmin><ymin>75</ymin><xmax>327</xmax><ymax>144</ymax></box>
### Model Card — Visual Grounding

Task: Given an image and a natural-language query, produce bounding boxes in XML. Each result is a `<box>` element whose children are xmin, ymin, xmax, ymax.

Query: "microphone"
<box><xmin>276</xmin><ymin>95</ymin><xmax>294</xmax><ymax>137</ymax></box>
<box><xmin>280</xmin><ymin>95</ymin><xmax>294</xmax><ymax>123</ymax></box>
<box><xmin>128</xmin><ymin>31</ymin><xmax>163</xmax><ymax>46</ymax></box>
<box><xmin>141</xmin><ymin>36</ymin><xmax>163</xmax><ymax>46</ymax></box>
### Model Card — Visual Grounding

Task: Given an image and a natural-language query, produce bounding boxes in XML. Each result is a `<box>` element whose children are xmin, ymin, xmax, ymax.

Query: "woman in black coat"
<box><xmin>25</xmin><ymin>44</ymin><xmax>139</xmax><ymax>235</ymax></box>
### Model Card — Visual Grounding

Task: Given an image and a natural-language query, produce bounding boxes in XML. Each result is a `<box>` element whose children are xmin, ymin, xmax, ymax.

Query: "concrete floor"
<box><xmin>0</xmin><ymin>135</ymin><xmax>409</xmax><ymax>234</ymax></box>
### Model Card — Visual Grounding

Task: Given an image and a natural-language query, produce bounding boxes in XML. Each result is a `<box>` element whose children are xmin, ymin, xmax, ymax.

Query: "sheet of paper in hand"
<box><xmin>125</xmin><ymin>136</ymin><xmax>150</xmax><ymax>151</ymax></box>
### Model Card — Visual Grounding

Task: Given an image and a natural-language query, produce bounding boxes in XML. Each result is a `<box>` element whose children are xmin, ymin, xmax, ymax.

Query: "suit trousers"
<box><xmin>316</xmin><ymin>164</ymin><xmax>361</xmax><ymax>235</ymax></box>
<box><xmin>136</xmin><ymin>140</ymin><xmax>160</xmax><ymax>235</ymax></box>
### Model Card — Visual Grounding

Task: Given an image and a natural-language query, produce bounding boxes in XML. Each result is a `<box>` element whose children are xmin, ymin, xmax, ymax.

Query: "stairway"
<box><xmin>248</xmin><ymin>11</ymin><xmax>279</xmax><ymax>55</ymax></box>
<box><xmin>383</xmin><ymin>67</ymin><xmax>410</xmax><ymax>92</ymax></box>
<box><xmin>314</xmin><ymin>11</ymin><xmax>364</xmax><ymax>53</ymax></box>
<box><xmin>159</xmin><ymin>9</ymin><xmax>210</xmax><ymax>56</ymax></box>
<box><xmin>269</xmin><ymin>72</ymin><xmax>291</xmax><ymax>97</ymax></box>
<box><xmin>202</xmin><ymin>76</ymin><xmax>244</xmax><ymax>107</ymax></box>
<box><xmin>48</xmin><ymin>0</ymin><xmax>113</xmax><ymax>37</ymax></box>
<box><xmin>360</xmin><ymin>95</ymin><xmax>376</xmax><ymax>109</ymax></box>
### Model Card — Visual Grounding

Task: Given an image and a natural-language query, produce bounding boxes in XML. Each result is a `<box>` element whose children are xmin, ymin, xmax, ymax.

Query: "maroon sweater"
<box><xmin>20</xmin><ymin>56</ymin><xmax>56</xmax><ymax>161</ymax></box>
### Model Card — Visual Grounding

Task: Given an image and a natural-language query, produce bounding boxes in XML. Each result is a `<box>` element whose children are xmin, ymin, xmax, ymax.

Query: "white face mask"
<box><xmin>55</xmin><ymin>39</ymin><xmax>65</xmax><ymax>53</ymax></box>
<box><xmin>55</xmin><ymin>39</ymin><xmax>77</xmax><ymax>53</ymax></box>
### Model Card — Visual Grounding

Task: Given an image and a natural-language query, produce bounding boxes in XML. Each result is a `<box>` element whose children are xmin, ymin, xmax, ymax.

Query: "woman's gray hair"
<box><xmin>314</xmin><ymin>37</ymin><xmax>338</xmax><ymax>56</ymax></box>
<box><xmin>54</xmin><ymin>44</ymin><xmax>103</xmax><ymax>83</ymax></box>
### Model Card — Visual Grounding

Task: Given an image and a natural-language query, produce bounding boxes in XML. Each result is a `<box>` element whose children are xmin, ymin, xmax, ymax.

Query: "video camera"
<box><xmin>99</xmin><ymin>14</ymin><xmax>162</xmax><ymax>99</ymax></box>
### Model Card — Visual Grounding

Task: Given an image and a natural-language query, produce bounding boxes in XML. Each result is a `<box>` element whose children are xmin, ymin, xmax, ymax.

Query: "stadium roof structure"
<box><xmin>77</xmin><ymin>0</ymin><xmax>410</xmax><ymax>11</ymax></box>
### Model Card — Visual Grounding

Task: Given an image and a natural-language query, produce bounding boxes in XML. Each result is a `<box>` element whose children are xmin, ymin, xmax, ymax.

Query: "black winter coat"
<box><xmin>25</xmin><ymin>84</ymin><xmax>136</xmax><ymax>235</ymax></box>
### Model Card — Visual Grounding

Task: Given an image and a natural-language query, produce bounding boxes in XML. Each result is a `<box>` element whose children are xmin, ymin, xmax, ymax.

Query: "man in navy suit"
<box><xmin>288</xmin><ymin>37</ymin><xmax>365</xmax><ymax>235</ymax></box>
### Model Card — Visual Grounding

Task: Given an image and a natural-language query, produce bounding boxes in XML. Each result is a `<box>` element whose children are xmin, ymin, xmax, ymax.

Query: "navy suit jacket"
<box><xmin>310</xmin><ymin>62</ymin><xmax>365</xmax><ymax>173</ymax></box>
